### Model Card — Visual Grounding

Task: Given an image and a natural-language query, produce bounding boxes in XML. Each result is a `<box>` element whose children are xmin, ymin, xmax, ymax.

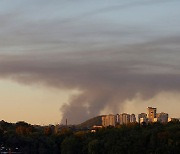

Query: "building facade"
<box><xmin>138</xmin><ymin>113</ymin><xmax>147</xmax><ymax>123</ymax></box>
<box><xmin>156</xmin><ymin>112</ymin><xmax>168</xmax><ymax>123</ymax></box>
<box><xmin>119</xmin><ymin>113</ymin><xmax>130</xmax><ymax>125</ymax></box>
<box><xmin>102</xmin><ymin>114</ymin><xmax>116</xmax><ymax>127</ymax></box>
<box><xmin>130</xmin><ymin>114</ymin><xmax>136</xmax><ymax>123</ymax></box>
<box><xmin>147</xmin><ymin>107</ymin><xmax>157</xmax><ymax>122</ymax></box>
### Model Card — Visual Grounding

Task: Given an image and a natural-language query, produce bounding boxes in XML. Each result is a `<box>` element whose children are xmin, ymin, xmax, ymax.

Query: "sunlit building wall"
<box><xmin>147</xmin><ymin>107</ymin><xmax>157</xmax><ymax>122</ymax></box>
<box><xmin>140</xmin><ymin>117</ymin><xmax>148</xmax><ymax>124</ymax></box>
<box><xmin>102</xmin><ymin>114</ymin><xmax>116</xmax><ymax>127</ymax></box>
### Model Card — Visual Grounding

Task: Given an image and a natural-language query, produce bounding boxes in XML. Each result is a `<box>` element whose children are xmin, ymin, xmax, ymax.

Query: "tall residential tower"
<box><xmin>147</xmin><ymin>107</ymin><xmax>156</xmax><ymax>122</ymax></box>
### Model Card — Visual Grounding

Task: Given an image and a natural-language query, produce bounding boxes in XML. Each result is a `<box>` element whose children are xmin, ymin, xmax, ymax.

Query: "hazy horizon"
<box><xmin>0</xmin><ymin>0</ymin><xmax>180</xmax><ymax>125</ymax></box>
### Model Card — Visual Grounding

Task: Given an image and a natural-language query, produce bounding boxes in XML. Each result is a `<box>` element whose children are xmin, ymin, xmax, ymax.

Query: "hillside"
<box><xmin>77</xmin><ymin>115</ymin><xmax>103</xmax><ymax>129</ymax></box>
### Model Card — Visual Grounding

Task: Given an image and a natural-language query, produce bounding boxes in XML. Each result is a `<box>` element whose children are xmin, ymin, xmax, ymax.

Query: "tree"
<box><xmin>61</xmin><ymin>136</ymin><xmax>82</xmax><ymax>154</ymax></box>
<box><xmin>88</xmin><ymin>139</ymin><xmax>100</xmax><ymax>154</ymax></box>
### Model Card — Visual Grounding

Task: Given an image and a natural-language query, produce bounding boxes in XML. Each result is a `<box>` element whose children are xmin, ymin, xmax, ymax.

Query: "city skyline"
<box><xmin>0</xmin><ymin>0</ymin><xmax>180</xmax><ymax>125</ymax></box>
<box><xmin>101</xmin><ymin>106</ymin><xmax>176</xmax><ymax>127</ymax></box>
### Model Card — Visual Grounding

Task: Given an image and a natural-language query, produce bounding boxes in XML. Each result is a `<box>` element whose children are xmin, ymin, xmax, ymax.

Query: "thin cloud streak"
<box><xmin>56</xmin><ymin>0</ymin><xmax>179</xmax><ymax>24</ymax></box>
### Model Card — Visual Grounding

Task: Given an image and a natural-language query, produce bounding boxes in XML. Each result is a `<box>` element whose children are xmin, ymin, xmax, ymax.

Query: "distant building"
<box><xmin>147</xmin><ymin>107</ymin><xmax>156</xmax><ymax>122</ymax></box>
<box><xmin>91</xmin><ymin>125</ymin><xmax>103</xmax><ymax>132</ymax></box>
<box><xmin>93</xmin><ymin>125</ymin><xmax>103</xmax><ymax>129</ymax></box>
<box><xmin>140</xmin><ymin>117</ymin><xmax>147</xmax><ymax>124</ymax></box>
<box><xmin>116</xmin><ymin>114</ymin><xmax>120</xmax><ymax>124</ymax></box>
<box><xmin>102</xmin><ymin>114</ymin><xmax>116</xmax><ymax>127</ymax></box>
<box><xmin>130</xmin><ymin>114</ymin><xmax>136</xmax><ymax>123</ymax></box>
<box><xmin>138</xmin><ymin>113</ymin><xmax>147</xmax><ymax>123</ymax></box>
<box><xmin>119</xmin><ymin>113</ymin><xmax>130</xmax><ymax>124</ymax></box>
<box><xmin>101</xmin><ymin>107</ymin><xmax>172</xmax><ymax>126</ymax></box>
<box><xmin>156</xmin><ymin>112</ymin><xmax>168</xmax><ymax>123</ymax></box>
<box><xmin>153</xmin><ymin>118</ymin><xmax>158</xmax><ymax>122</ymax></box>
<box><xmin>168</xmin><ymin>118</ymin><xmax>180</xmax><ymax>122</ymax></box>
<box><xmin>168</xmin><ymin>118</ymin><xmax>172</xmax><ymax>122</ymax></box>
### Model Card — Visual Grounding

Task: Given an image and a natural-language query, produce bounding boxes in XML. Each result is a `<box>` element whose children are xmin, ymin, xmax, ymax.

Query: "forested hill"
<box><xmin>77</xmin><ymin>115</ymin><xmax>103</xmax><ymax>129</ymax></box>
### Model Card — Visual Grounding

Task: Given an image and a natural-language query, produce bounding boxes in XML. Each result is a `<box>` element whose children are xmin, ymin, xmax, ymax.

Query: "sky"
<box><xmin>0</xmin><ymin>0</ymin><xmax>180</xmax><ymax>125</ymax></box>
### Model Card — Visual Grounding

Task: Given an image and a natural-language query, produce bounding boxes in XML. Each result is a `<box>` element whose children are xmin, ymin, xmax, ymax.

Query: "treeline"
<box><xmin>0</xmin><ymin>120</ymin><xmax>179</xmax><ymax>154</ymax></box>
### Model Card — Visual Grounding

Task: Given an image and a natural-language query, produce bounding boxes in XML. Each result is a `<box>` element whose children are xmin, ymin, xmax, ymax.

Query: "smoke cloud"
<box><xmin>0</xmin><ymin>36</ymin><xmax>180</xmax><ymax>124</ymax></box>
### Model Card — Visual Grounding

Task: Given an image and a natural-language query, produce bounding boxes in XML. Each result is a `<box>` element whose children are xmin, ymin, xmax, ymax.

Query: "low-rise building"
<box><xmin>168</xmin><ymin>118</ymin><xmax>180</xmax><ymax>122</ymax></box>
<box><xmin>91</xmin><ymin>125</ymin><xmax>103</xmax><ymax>132</ymax></box>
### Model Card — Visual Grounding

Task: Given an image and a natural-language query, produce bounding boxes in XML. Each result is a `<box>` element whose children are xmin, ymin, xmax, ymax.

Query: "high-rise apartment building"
<box><xmin>101</xmin><ymin>107</ymin><xmax>169</xmax><ymax>126</ymax></box>
<box><xmin>116</xmin><ymin>114</ymin><xmax>120</xmax><ymax>124</ymax></box>
<box><xmin>147</xmin><ymin>107</ymin><xmax>156</xmax><ymax>122</ymax></box>
<box><xmin>119</xmin><ymin>113</ymin><xmax>130</xmax><ymax>124</ymax></box>
<box><xmin>130</xmin><ymin>114</ymin><xmax>136</xmax><ymax>123</ymax></box>
<box><xmin>102</xmin><ymin>114</ymin><xmax>116</xmax><ymax>127</ymax></box>
<box><xmin>156</xmin><ymin>112</ymin><xmax>168</xmax><ymax>123</ymax></box>
<box><xmin>138</xmin><ymin>113</ymin><xmax>147</xmax><ymax>123</ymax></box>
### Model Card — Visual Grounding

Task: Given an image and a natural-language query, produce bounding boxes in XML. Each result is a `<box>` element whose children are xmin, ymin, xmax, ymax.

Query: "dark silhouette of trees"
<box><xmin>0</xmin><ymin>120</ymin><xmax>179</xmax><ymax>154</ymax></box>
